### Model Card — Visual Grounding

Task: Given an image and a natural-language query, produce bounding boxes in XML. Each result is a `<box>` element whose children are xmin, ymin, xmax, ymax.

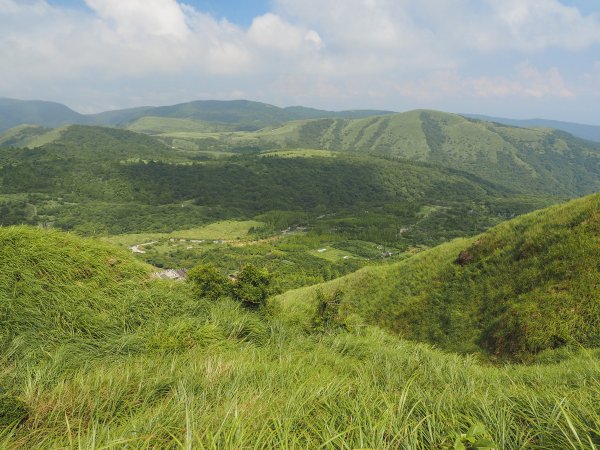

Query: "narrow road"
<box><xmin>129</xmin><ymin>241</ymin><xmax>158</xmax><ymax>254</ymax></box>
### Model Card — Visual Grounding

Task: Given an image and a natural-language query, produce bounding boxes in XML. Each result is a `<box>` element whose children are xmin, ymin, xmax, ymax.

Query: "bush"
<box><xmin>231</xmin><ymin>264</ymin><xmax>272</xmax><ymax>307</ymax></box>
<box><xmin>187</xmin><ymin>263</ymin><xmax>230</xmax><ymax>300</ymax></box>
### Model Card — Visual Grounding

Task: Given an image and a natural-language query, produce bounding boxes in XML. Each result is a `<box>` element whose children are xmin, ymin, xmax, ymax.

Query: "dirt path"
<box><xmin>129</xmin><ymin>241</ymin><xmax>158</xmax><ymax>254</ymax></box>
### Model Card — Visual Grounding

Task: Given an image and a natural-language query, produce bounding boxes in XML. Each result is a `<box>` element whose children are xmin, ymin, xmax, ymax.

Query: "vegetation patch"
<box><xmin>0</xmin><ymin>226</ymin><xmax>597</xmax><ymax>447</ymax></box>
<box><xmin>275</xmin><ymin>193</ymin><xmax>600</xmax><ymax>360</ymax></box>
<box><xmin>0</xmin><ymin>395</ymin><xmax>29</xmax><ymax>428</ymax></box>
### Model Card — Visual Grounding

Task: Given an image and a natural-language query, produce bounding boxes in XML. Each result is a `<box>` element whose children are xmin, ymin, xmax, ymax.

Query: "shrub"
<box><xmin>187</xmin><ymin>263</ymin><xmax>230</xmax><ymax>300</ymax></box>
<box><xmin>231</xmin><ymin>264</ymin><xmax>272</xmax><ymax>307</ymax></box>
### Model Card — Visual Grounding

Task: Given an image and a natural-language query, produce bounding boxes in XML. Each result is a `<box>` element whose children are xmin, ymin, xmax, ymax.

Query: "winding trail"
<box><xmin>129</xmin><ymin>241</ymin><xmax>158</xmax><ymax>254</ymax></box>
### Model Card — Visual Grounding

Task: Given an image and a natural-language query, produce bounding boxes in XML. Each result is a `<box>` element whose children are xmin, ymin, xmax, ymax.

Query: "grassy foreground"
<box><xmin>0</xmin><ymin>226</ymin><xmax>599</xmax><ymax>448</ymax></box>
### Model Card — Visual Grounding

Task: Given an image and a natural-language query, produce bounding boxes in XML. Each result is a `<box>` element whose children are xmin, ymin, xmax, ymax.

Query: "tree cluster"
<box><xmin>187</xmin><ymin>263</ymin><xmax>272</xmax><ymax>308</ymax></box>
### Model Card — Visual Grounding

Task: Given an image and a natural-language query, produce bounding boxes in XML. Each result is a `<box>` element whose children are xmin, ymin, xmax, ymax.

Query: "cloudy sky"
<box><xmin>1</xmin><ymin>0</ymin><xmax>600</xmax><ymax>123</ymax></box>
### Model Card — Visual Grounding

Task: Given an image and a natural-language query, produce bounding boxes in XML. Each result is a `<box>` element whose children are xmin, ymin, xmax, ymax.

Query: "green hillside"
<box><xmin>276</xmin><ymin>193</ymin><xmax>600</xmax><ymax>360</ymax></box>
<box><xmin>88</xmin><ymin>100</ymin><xmax>394</xmax><ymax>130</ymax></box>
<box><xmin>0</xmin><ymin>124</ymin><xmax>551</xmax><ymax>244</ymax></box>
<box><xmin>0</xmin><ymin>124</ymin><xmax>65</xmax><ymax>148</ymax></box>
<box><xmin>0</xmin><ymin>98</ymin><xmax>85</xmax><ymax>132</ymax></box>
<box><xmin>125</xmin><ymin>116</ymin><xmax>236</xmax><ymax>135</ymax></box>
<box><xmin>248</xmin><ymin>110</ymin><xmax>600</xmax><ymax>196</ymax></box>
<box><xmin>4</xmin><ymin>102</ymin><xmax>600</xmax><ymax>199</ymax></box>
<box><xmin>0</xmin><ymin>124</ymin><xmax>174</xmax><ymax>161</ymax></box>
<box><xmin>0</xmin><ymin>226</ymin><xmax>150</xmax><ymax>355</ymax></box>
<box><xmin>0</xmin><ymin>226</ymin><xmax>598</xmax><ymax>447</ymax></box>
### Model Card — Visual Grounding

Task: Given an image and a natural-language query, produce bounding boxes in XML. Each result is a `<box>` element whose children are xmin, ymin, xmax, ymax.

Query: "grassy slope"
<box><xmin>103</xmin><ymin>220</ymin><xmax>264</xmax><ymax>246</ymax></box>
<box><xmin>0</xmin><ymin>125</ymin><xmax>67</xmax><ymax>148</ymax></box>
<box><xmin>275</xmin><ymin>193</ymin><xmax>600</xmax><ymax>359</ymax></box>
<box><xmin>0</xmin><ymin>226</ymin><xmax>598</xmax><ymax>448</ymax></box>
<box><xmin>0</xmin><ymin>124</ymin><xmax>174</xmax><ymax>160</ymax></box>
<box><xmin>250</xmin><ymin>110</ymin><xmax>600</xmax><ymax>196</ymax></box>
<box><xmin>125</xmin><ymin>116</ymin><xmax>236</xmax><ymax>135</ymax></box>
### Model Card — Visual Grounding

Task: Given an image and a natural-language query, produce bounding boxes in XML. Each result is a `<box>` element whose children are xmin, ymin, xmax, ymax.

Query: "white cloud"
<box><xmin>392</xmin><ymin>65</ymin><xmax>574</xmax><ymax>101</ymax></box>
<box><xmin>274</xmin><ymin>0</ymin><xmax>600</xmax><ymax>53</ymax></box>
<box><xmin>0</xmin><ymin>0</ymin><xmax>599</xmax><ymax>119</ymax></box>
<box><xmin>483</xmin><ymin>0</ymin><xmax>600</xmax><ymax>51</ymax></box>
<box><xmin>248</xmin><ymin>13</ymin><xmax>322</xmax><ymax>52</ymax></box>
<box><xmin>85</xmin><ymin>0</ymin><xmax>190</xmax><ymax>40</ymax></box>
<box><xmin>471</xmin><ymin>65</ymin><xmax>574</xmax><ymax>98</ymax></box>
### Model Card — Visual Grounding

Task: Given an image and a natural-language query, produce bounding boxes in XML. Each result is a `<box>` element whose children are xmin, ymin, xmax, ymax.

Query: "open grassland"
<box><xmin>126</xmin><ymin>116</ymin><xmax>236</xmax><ymax>135</ymax></box>
<box><xmin>0</xmin><ymin>227</ymin><xmax>598</xmax><ymax>448</ymax></box>
<box><xmin>104</xmin><ymin>220</ymin><xmax>265</xmax><ymax>247</ymax></box>
<box><xmin>0</xmin><ymin>124</ymin><xmax>67</xmax><ymax>149</ymax></box>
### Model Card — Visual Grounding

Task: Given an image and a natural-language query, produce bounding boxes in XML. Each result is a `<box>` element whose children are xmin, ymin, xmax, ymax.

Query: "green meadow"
<box><xmin>0</xmin><ymin>225</ymin><xmax>598</xmax><ymax>448</ymax></box>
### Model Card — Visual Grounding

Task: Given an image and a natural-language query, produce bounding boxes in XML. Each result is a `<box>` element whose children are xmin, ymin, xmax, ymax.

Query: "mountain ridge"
<box><xmin>3</xmin><ymin>97</ymin><xmax>600</xmax><ymax>142</ymax></box>
<box><xmin>245</xmin><ymin>110</ymin><xmax>600</xmax><ymax>197</ymax></box>
<box><xmin>0</xmin><ymin>97</ymin><xmax>395</xmax><ymax>132</ymax></box>
<box><xmin>462</xmin><ymin>113</ymin><xmax>600</xmax><ymax>143</ymax></box>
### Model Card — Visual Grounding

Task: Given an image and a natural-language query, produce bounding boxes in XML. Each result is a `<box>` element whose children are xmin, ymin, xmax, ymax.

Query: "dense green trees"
<box><xmin>0</xmin><ymin>131</ymin><xmax>548</xmax><ymax>245</ymax></box>
<box><xmin>231</xmin><ymin>264</ymin><xmax>272</xmax><ymax>307</ymax></box>
<box><xmin>187</xmin><ymin>264</ymin><xmax>230</xmax><ymax>300</ymax></box>
<box><xmin>188</xmin><ymin>262</ymin><xmax>272</xmax><ymax>308</ymax></box>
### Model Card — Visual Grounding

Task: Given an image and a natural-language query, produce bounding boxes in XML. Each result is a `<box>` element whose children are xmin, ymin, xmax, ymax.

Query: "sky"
<box><xmin>1</xmin><ymin>0</ymin><xmax>600</xmax><ymax>123</ymax></box>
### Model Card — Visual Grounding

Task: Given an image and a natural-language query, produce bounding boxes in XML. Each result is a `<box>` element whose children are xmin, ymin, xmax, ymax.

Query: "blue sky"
<box><xmin>48</xmin><ymin>0</ymin><xmax>272</xmax><ymax>25</ymax></box>
<box><xmin>177</xmin><ymin>0</ymin><xmax>271</xmax><ymax>25</ymax></box>
<box><xmin>2</xmin><ymin>0</ymin><xmax>600</xmax><ymax>123</ymax></box>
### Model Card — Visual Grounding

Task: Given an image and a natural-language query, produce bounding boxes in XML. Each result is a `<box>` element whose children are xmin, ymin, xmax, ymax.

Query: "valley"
<box><xmin>0</xmin><ymin>99</ymin><xmax>598</xmax><ymax>448</ymax></box>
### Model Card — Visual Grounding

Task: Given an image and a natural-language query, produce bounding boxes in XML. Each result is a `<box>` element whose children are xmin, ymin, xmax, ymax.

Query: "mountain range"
<box><xmin>2</xmin><ymin>97</ymin><xmax>600</xmax><ymax>142</ymax></box>
<box><xmin>0</xmin><ymin>97</ymin><xmax>393</xmax><ymax>132</ymax></box>
<box><xmin>463</xmin><ymin>113</ymin><xmax>600</xmax><ymax>143</ymax></box>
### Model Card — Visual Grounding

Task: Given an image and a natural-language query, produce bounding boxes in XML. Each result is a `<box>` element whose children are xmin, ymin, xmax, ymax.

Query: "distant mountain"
<box><xmin>0</xmin><ymin>98</ymin><xmax>86</xmax><ymax>131</ymax></box>
<box><xmin>86</xmin><ymin>106</ymin><xmax>155</xmax><ymax>127</ymax></box>
<box><xmin>462</xmin><ymin>114</ymin><xmax>600</xmax><ymax>143</ymax></box>
<box><xmin>275</xmin><ymin>192</ymin><xmax>600</xmax><ymax>359</ymax></box>
<box><xmin>249</xmin><ymin>110</ymin><xmax>600</xmax><ymax>197</ymax></box>
<box><xmin>0</xmin><ymin>98</ymin><xmax>394</xmax><ymax>132</ymax></box>
<box><xmin>87</xmin><ymin>100</ymin><xmax>395</xmax><ymax>130</ymax></box>
<box><xmin>282</xmin><ymin>105</ymin><xmax>395</xmax><ymax>120</ymax></box>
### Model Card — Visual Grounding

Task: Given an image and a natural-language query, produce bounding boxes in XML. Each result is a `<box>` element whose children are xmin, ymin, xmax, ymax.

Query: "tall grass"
<box><xmin>3</xmin><ymin>323</ymin><xmax>600</xmax><ymax>448</ymax></box>
<box><xmin>1</xmin><ymin>226</ymin><xmax>599</xmax><ymax>448</ymax></box>
<box><xmin>276</xmin><ymin>193</ymin><xmax>600</xmax><ymax>359</ymax></box>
